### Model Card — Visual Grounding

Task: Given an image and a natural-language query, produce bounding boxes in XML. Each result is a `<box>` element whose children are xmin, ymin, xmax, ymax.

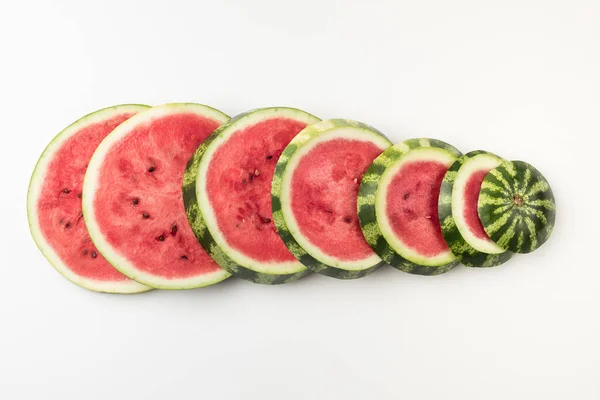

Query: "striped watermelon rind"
<box><xmin>358</xmin><ymin>138</ymin><xmax>462</xmax><ymax>275</ymax></box>
<box><xmin>183</xmin><ymin>107</ymin><xmax>320</xmax><ymax>285</ymax></box>
<box><xmin>438</xmin><ymin>150</ymin><xmax>514</xmax><ymax>268</ymax></box>
<box><xmin>478</xmin><ymin>160</ymin><xmax>556</xmax><ymax>254</ymax></box>
<box><xmin>271</xmin><ymin>119</ymin><xmax>392</xmax><ymax>279</ymax></box>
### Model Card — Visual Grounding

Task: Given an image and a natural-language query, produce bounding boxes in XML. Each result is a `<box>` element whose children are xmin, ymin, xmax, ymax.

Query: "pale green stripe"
<box><xmin>490</xmin><ymin>169</ymin><xmax>513</xmax><ymax>192</ymax></box>
<box><xmin>485</xmin><ymin>209</ymin><xmax>511</xmax><ymax>234</ymax></box>
<box><xmin>528</xmin><ymin>198</ymin><xmax>556</xmax><ymax>210</ymax></box>
<box><xmin>524</xmin><ymin>216</ymin><xmax>538</xmax><ymax>250</ymax></box>
<box><xmin>526</xmin><ymin>180</ymin><xmax>550</xmax><ymax>197</ymax></box>
<box><xmin>496</xmin><ymin>217</ymin><xmax>519</xmax><ymax>248</ymax></box>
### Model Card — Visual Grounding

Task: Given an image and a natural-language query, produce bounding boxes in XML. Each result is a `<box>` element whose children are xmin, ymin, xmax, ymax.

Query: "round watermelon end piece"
<box><xmin>478</xmin><ymin>160</ymin><xmax>556</xmax><ymax>254</ymax></box>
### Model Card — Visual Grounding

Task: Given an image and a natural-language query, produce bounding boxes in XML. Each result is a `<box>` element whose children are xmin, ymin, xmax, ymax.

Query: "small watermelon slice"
<box><xmin>83</xmin><ymin>103</ymin><xmax>231</xmax><ymax>289</ymax></box>
<box><xmin>438</xmin><ymin>151</ymin><xmax>514</xmax><ymax>267</ymax></box>
<box><xmin>184</xmin><ymin>107</ymin><xmax>321</xmax><ymax>284</ymax></box>
<box><xmin>478</xmin><ymin>160</ymin><xmax>556</xmax><ymax>253</ymax></box>
<box><xmin>272</xmin><ymin>119</ymin><xmax>392</xmax><ymax>279</ymax></box>
<box><xmin>27</xmin><ymin>105</ymin><xmax>151</xmax><ymax>293</ymax></box>
<box><xmin>358</xmin><ymin>139</ymin><xmax>461</xmax><ymax>275</ymax></box>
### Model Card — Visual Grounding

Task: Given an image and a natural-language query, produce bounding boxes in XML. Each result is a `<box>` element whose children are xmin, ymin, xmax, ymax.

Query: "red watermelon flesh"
<box><xmin>291</xmin><ymin>139</ymin><xmax>383</xmax><ymax>261</ymax></box>
<box><xmin>206</xmin><ymin>118</ymin><xmax>307</xmax><ymax>263</ymax></box>
<box><xmin>463</xmin><ymin>169</ymin><xmax>494</xmax><ymax>241</ymax></box>
<box><xmin>93</xmin><ymin>113</ymin><xmax>223</xmax><ymax>279</ymax></box>
<box><xmin>37</xmin><ymin>113</ymin><xmax>137</xmax><ymax>282</ymax></box>
<box><xmin>386</xmin><ymin>161</ymin><xmax>449</xmax><ymax>257</ymax></box>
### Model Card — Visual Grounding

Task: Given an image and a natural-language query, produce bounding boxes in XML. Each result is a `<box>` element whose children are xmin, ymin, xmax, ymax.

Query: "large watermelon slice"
<box><xmin>358</xmin><ymin>138</ymin><xmax>462</xmax><ymax>275</ymax></box>
<box><xmin>183</xmin><ymin>107</ymin><xmax>321</xmax><ymax>284</ymax></box>
<box><xmin>83</xmin><ymin>103</ymin><xmax>231</xmax><ymax>289</ymax></box>
<box><xmin>478</xmin><ymin>160</ymin><xmax>556</xmax><ymax>253</ymax></box>
<box><xmin>438</xmin><ymin>150</ymin><xmax>514</xmax><ymax>267</ymax></box>
<box><xmin>27</xmin><ymin>105</ymin><xmax>151</xmax><ymax>293</ymax></box>
<box><xmin>272</xmin><ymin>119</ymin><xmax>392</xmax><ymax>279</ymax></box>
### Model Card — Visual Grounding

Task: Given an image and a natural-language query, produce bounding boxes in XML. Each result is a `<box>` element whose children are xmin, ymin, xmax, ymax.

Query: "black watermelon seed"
<box><xmin>156</xmin><ymin>235</ymin><xmax>165</xmax><ymax>242</ymax></box>
<box><xmin>171</xmin><ymin>225</ymin><xmax>178</xmax><ymax>236</ymax></box>
<box><xmin>62</xmin><ymin>188</ymin><xmax>70</xmax><ymax>194</ymax></box>
<box><xmin>142</xmin><ymin>213</ymin><xmax>150</xmax><ymax>219</ymax></box>
<box><xmin>91</xmin><ymin>251</ymin><xmax>97</xmax><ymax>259</ymax></box>
<box><xmin>403</xmin><ymin>193</ymin><xmax>410</xmax><ymax>200</ymax></box>
<box><xmin>77</xmin><ymin>193</ymin><xmax>82</xmax><ymax>198</ymax></box>
<box><xmin>148</xmin><ymin>166</ymin><xmax>156</xmax><ymax>173</ymax></box>
<box><xmin>65</xmin><ymin>222</ymin><xmax>71</xmax><ymax>229</ymax></box>
<box><xmin>181</xmin><ymin>255</ymin><xmax>188</xmax><ymax>260</ymax></box>
<box><xmin>266</xmin><ymin>155</ymin><xmax>273</xmax><ymax>160</ymax></box>
<box><xmin>344</xmin><ymin>217</ymin><xmax>352</xmax><ymax>223</ymax></box>
<box><xmin>132</xmin><ymin>198</ymin><xmax>139</xmax><ymax>206</ymax></box>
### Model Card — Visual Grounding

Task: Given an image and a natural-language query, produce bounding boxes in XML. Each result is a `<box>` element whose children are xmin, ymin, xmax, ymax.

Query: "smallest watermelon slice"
<box><xmin>478</xmin><ymin>160</ymin><xmax>556</xmax><ymax>254</ymax></box>
<box><xmin>438</xmin><ymin>150</ymin><xmax>514</xmax><ymax>268</ymax></box>
<box><xmin>358</xmin><ymin>138</ymin><xmax>461</xmax><ymax>275</ymax></box>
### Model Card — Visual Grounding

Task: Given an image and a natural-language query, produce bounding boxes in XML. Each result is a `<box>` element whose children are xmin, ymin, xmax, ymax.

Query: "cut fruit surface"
<box><xmin>438</xmin><ymin>151</ymin><xmax>513</xmax><ymax>267</ymax></box>
<box><xmin>272</xmin><ymin>119</ymin><xmax>392</xmax><ymax>279</ymax></box>
<box><xmin>28</xmin><ymin>105</ymin><xmax>151</xmax><ymax>293</ymax></box>
<box><xmin>478</xmin><ymin>160</ymin><xmax>555</xmax><ymax>254</ymax></box>
<box><xmin>184</xmin><ymin>107</ymin><xmax>320</xmax><ymax>284</ymax></box>
<box><xmin>83</xmin><ymin>103</ymin><xmax>231</xmax><ymax>289</ymax></box>
<box><xmin>359</xmin><ymin>138</ymin><xmax>461</xmax><ymax>275</ymax></box>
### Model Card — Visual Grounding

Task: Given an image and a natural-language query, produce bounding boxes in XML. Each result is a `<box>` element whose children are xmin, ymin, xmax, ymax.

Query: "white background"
<box><xmin>1</xmin><ymin>1</ymin><xmax>599</xmax><ymax>399</ymax></box>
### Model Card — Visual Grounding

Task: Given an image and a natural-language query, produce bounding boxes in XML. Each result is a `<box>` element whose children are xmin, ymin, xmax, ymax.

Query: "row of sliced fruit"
<box><xmin>28</xmin><ymin>103</ymin><xmax>556</xmax><ymax>293</ymax></box>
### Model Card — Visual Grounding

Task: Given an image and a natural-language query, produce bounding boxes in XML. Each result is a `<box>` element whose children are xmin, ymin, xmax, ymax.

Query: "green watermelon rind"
<box><xmin>28</xmin><ymin>104</ymin><xmax>153</xmax><ymax>294</ymax></box>
<box><xmin>83</xmin><ymin>103</ymin><xmax>232</xmax><ymax>290</ymax></box>
<box><xmin>272</xmin><ymin>119</ymin><xmax>392</xmax><ymax>279</ymax></box>
<box><xmin>358</xmin><ymin>138</ymin><xmax>462</xmax><ymax>276</ymax></box>
<box><xmin>478</xmin><ymin>160</ymin><xmax>556</xmax><ymax>254</ymax></box>
<box><xmin>184</xmin><ymin>107</ymin><xmax>321</xmax><ymax>285</ymax></box>
<box><xmin>438</xmin><ymin>150</ymin><xmax>514</xmax><ymax>268</ymax></box>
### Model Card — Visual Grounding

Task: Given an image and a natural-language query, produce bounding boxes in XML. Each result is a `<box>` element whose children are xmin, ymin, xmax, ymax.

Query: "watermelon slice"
<box><xmin>83</xmin><ymin>103</ymin><xmax>231</xmax><ymax>289</ymax></box>
<box><xmin>27</xmin><ymin>105</ymin><xmax>151</xmax><ymax>293</ymax></box>
<box><xmin>478</xmin><ymin>160</ymin><xmax>556</xmax><ymax>253</ymax></box>
<box><xmin>272</xmin><ymin>119</ymin><xmax>392</xmax><ymax>279</ymax></box>
<box><xmin>438</xmin><ymin>151</ymin><xmax>514</xmax><ymax>267</ymax></box>
<box><xmin>358</xmin><ymin>138</ymin><xmax>462</xmax><ymax>275</ymax></box>
<box><xmin>184</xmin><ymin>107</ymin><xmax>321</xmax><ymax>284</ymax></box>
